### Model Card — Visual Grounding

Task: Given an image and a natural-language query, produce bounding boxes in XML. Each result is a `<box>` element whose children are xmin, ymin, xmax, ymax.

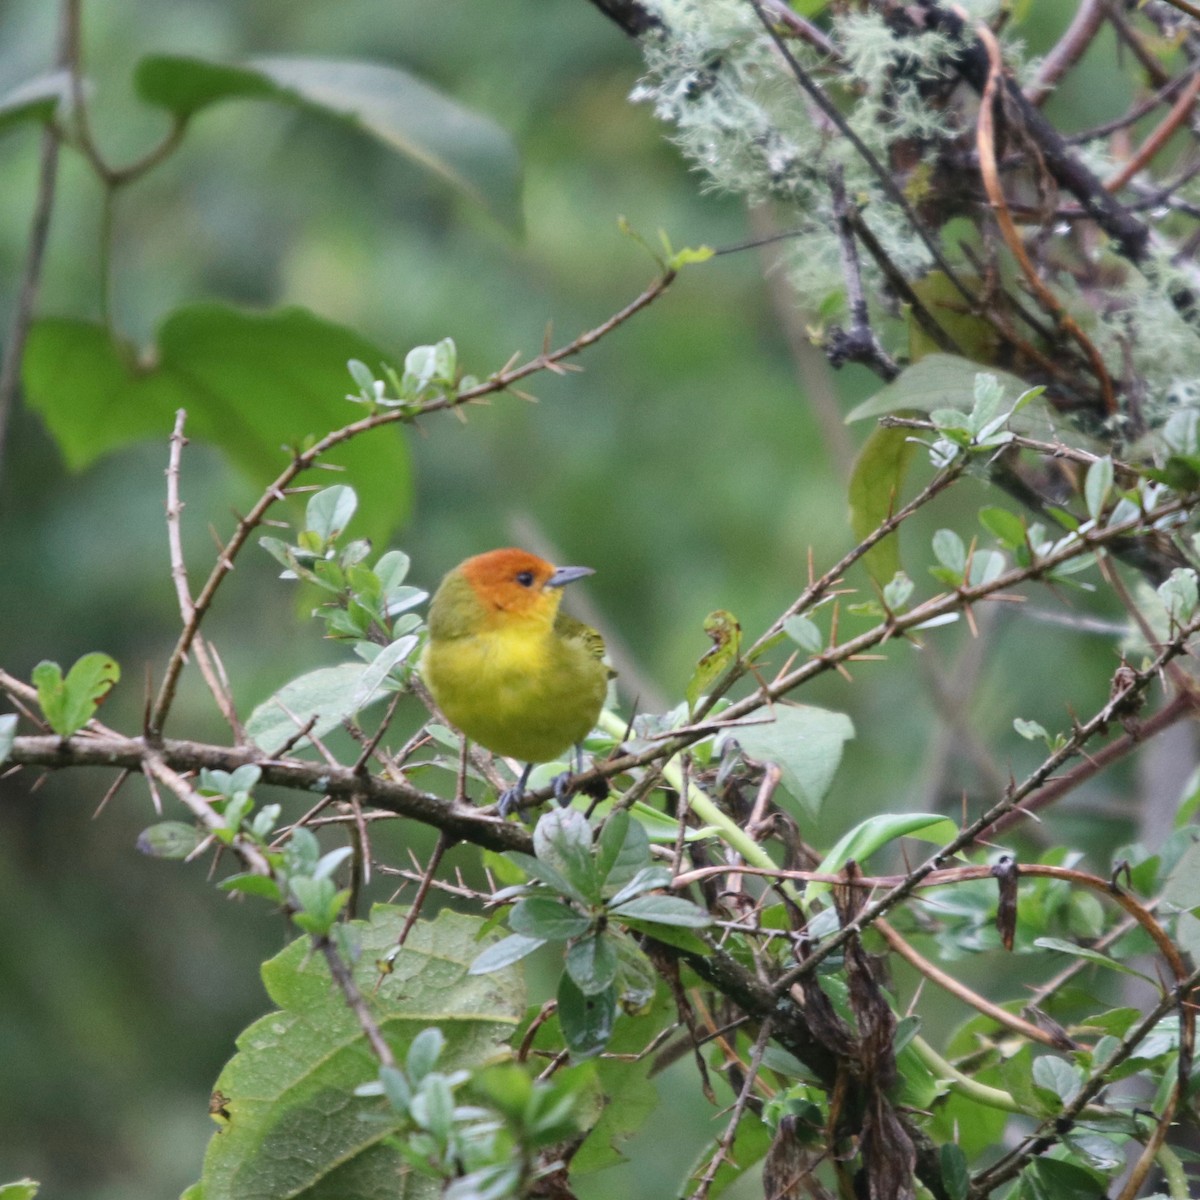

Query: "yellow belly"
<box><xmin>421</xmin><ymin>623</ymin><xmax>606</xmax><ymax>763</ymax></box>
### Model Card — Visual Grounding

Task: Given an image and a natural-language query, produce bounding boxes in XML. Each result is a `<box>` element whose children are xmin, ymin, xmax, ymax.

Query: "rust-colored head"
<box><xmin>428</xmin><ymin>548</ymin><xmax>593</xmax><ymax>638</ymax></box>
<box><xmin>460</xmin><ymin>548</ymin><xmax>592</xmax><ymax>615</ymax></box>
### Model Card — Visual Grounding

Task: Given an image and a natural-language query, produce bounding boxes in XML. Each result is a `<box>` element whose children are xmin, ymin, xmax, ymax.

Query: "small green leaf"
<box><xmin>305</xmin><ymin>485</ymin><xmax>357</xmax><ymax>543</ymax></box>
<box><xmin>979</xmin><ymin>506</ymin><xmax>1026</xmax><ymax>548</ymax></box>
<box><xmin>0</xmin><ymin>714</ymin><xmax>16</xmax><ymax>764</ymax></box>
<box><xmin>940</xmin><ymin>1145</ymin><xmax>969</xmax><ymax>1200</ymax></box>
<box><xmin>32</xmin><ymin>652</ymin><xmax>120</xmax><ymax>737</ymax></box>
<box><xmin>931</xmin><ymin>529</ymin><xmax>966</xmax><ymax>577</ymax></box>
<box><xmin>1158</xmin><ymin>568</ymin><xmax>1198</xmax><ymax>626</ymax></box>
<box><xmin>533</xmin><ymin>808</ymin><xmax>598</xmax><ymax>904</ymax></box>
<box><xmin>1013</xmin><ymin>717</ymin><xmax>1048</xmax><ymax>742</ymax></box>
<box><xmin>1084</xmin><ymin>456</ymin><xmax>1113</xmax><ymax>522</ymax></box>
<box><xmin>557</xmin><ymin>972</ymin><xmax>616</xmax><ymax>1059</ymax></box>
<box><xmin>607</xmin><ymin>865</ymin><xmax>673</xmax><ymax>907</ymax></box>
<box><xmin>881</xmin><ymin>572</ymin><xmax>914</xmax><ymax>612</ymax></box>
<box><xmin>1031</xmin><ymin>1054</ymin><xmax>1082</xmax><ymax>1105</ymax></box>
<box><xmin>609</xmin><ymin>894</ymin><xmax>712</xmax><ymax>928</ymax></box>
<box><xmin>848</xmin><ymin>425</ymin><xmax>918</xmax><ymax>585</ymax></box>
<box><xmin>0</xmin><ymin>1180</ymin><xmax>41</xmax><ymax>1200</ymax></box>
<box><xmin>509</xmin><ymin>897</ymin><xmax>592</xmax><ymax>942</ymax></box>
<box><xmin>595</xmin><ymin>809</ymin><xmax>651</xmax><ymax>893</ymax></box>
<box><xmin>136</xmin><ymin>821</ymin><xmax>204</xmax><ymax>860</ymax></box>
<box><xmin>468</xmin><ymin>933</ymin><xmax>546</xmax><ymax>975</ymax></box>
<box><xmin>218</xmin><ymin>873</ymin><xmax>284</xmax><ymax>901</ymax></box>
<box><xmin>783</xmin><ymin>615</ymin><xmax>823</xmax><ymax>654</ymax></box>
<box><xmin>565</xmin><ymin>932</ymin><xmax>619</xmax><ymax>996</ymax></box>
<box><xmin>406</xmin><ymin>1027</ymin><xmax>444</xmax><ymax>1081</ymax></box>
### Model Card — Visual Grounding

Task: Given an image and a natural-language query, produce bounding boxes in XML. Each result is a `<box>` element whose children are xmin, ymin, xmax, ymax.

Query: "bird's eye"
<box><xmin>515</xmin><ymin>570</ymin><xmax>535</xmax><ymax>587</ymax></box>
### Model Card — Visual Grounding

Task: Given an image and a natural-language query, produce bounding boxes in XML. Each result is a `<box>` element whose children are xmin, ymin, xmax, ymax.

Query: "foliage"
<box><xmin>7</xmin><ymin>3</ymin><xmax>1200</xmax><ymax>1200</ymax></box>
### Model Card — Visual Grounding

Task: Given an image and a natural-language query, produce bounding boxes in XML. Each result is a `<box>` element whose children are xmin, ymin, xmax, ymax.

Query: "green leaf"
<box><xmin>0</xmin><ymin>714</ymin><xmax>16</xmax><ymax>765</ymax></box>
<box><xmin>0</xmin><ymin>1182</ymin><xmax>40</xmax><ymax>1200</ymax></box>
<box><xmin>848</xmin><ymin>425</ymin><xmax>917</xmax><ymax>586</ymax></box>
<box><xmin>931</xmin><ymin>528</ymin><xmax>966</xmax><ymax>576</ymax></box>
<box><xmin>686</xmin><ymin>610</ymin><xmax>740</xmax><ymax>714</ymax></box>
<box><xmin>134</xmin><ymin>55</ymin><xmax>522</xmax><ymax>232</ymax></box>
<box><xmin>607</xmin><ymin>866</ymin><xmax>672</xmax><ymax>907</ymax></box>
<box><xmin>468</xmin><ymin>933</ymin><xmax>546</xmax><ymax>975</ymax></box>
<box><xmin>1084</xmin><ymin>456</ymin><xmax>1113</xmax><ymax>522</ymax></box>
<box><xmin>136</xmin><ymin>821</ymin><xmax>204</xmax><ymax>860</ymax></box>
<box><xmin>1031</xmin><ymin>1054</ymin><xmax>1081</xmax><ymax>1106</ymax></box>
<box><xmin>979</xmin><ymin>506</ymin><xmax>1026</xmax><ymax>549</ymax></box>
<box><xmin>609</xmin><ymin>894</ymin><xmax>712</xmax><ymax>928</ymax></box>
<box><xmin>1032</xmin><ymin>938</ymin><xmax>1155</xmax><ymax>983</ymax></box>
<box><xmin>782</xmin><ymin>615</ymin><xmax>823</xmax><ymax>654</ymax></box>
<box><xmin>847</xmin><ymin>354</ymin><xmax>1040</xmax><ymax>426</ymax></box>
<box><xmin>595</xmin><ymin>810</ymin><xmax>650</xmax><ymax>895</ymax></box>
<box><xmin>940</xmin><ymin>1145</ymin><xmax>969</xmax><ymax>1200</ymax></box>
<box><xmin>717</xmin><ymin>704</ymin><xmax>854</xmax><ymax>820</ymax></box>
<box><xmin>244</xmin><ymin>663</ymin><xmax>391</xmax><ymax>754</ymax></box>
<box><xmin>198</xmin><ymin>907</ymin><xmax>522</xmax><ymax>1199</ymax></box>
<box><xmin>22</xmin><ymin>306</ymin><xmax>411</xmax><ymax>549</ymax></box>
<box><xmin>533</xmin><ymin>808</ymin><xmax>599</xmax><ymax>905</ymax></box>
<box><xmin>0</xmin><ymin>71</ymin><xmax>69</xmax><ymax>136</ymax></box>
<box><xmin>305</xmin><ymin>485</ymin><xmax>357</xmax><ymax>543</ymax></box>
<box><xmin>32</xmin><ymin>652</ymin><xmax>120</xmax><ymax>737</ymax></box>
<box><xmin>565</xmin><ymin>932</ymin><xmax>619</xmax><ymax>996</ymax></box>
<box><xmin>556</xmin><ymin>972</ymin><xmax>616</xmax><ymax>1060</ymax></box>
<box><xmin>1158</xmin><ymin>568</ymin><xmax>1198</xmax><ymax>626</ymax></box>
<box><xmin>1024</xmin><ymin>1156</ymin><xmax>1105</xmax><ymax>1200</ymax></box>
<box><xmin>509</xmin><ymin>897</ymin><xmax>591</xmax><ymax>942</ymax></box>
<box><xmin>807</xmin><ymin>812</ymin><xmax>956</xmax><ymax>901</ymax></box>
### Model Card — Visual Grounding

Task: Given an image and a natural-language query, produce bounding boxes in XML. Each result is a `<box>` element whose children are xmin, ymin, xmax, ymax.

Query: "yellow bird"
<box><xmin>420</xmin><ymin>548</ymin><xmax>609</xmax><ymax>817</ymax></box>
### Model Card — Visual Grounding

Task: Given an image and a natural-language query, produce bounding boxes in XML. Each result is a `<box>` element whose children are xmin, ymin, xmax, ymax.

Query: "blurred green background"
<box><xmin>0</xmin><ymin>2</ymin><xmax>1182</xmax><ymax>1196</ymax></box>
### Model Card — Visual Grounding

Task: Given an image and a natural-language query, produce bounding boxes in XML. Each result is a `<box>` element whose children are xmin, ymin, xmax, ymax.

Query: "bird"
<box><xmin>420</xmin><ymin>548</ymin><xmax>610</xmax><ymax>818</ymax></box>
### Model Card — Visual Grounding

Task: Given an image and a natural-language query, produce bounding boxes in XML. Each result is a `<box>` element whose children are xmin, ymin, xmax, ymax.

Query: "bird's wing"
<box><xmin>554</xmin><ymin>611</ymin><xmax>610</xmax><ymax>666</ymax></box>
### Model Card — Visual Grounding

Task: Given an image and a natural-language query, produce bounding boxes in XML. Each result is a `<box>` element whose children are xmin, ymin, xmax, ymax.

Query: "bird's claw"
<box><xmin>551</xmin><ymin>771</ymin><xmax>575</xmax><ymax>807</ymax></box>
<box><xmin>497</xmin><ymin>786</ymin><xmax>533</xmax><ymax>824</ymax></box>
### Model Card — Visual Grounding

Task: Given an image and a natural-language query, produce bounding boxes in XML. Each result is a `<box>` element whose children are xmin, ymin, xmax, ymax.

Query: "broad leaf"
<box><xmin>22</xmin><ymin>305</ymin><xmax>411</xmax><ymax>549</ymax></box>
<box><xmin>32</xmin><ymin>653</ymin><xmax>120</xmax><ymax>737</ymax></box>
<box><xmin>197</xmin><ymin>906</ymin><xmax>524</xmax><ymax>1200</ymax></box>
<box><xmin>245</xmin><ymin>663</ymin><xmax>390</xmax><ymax>754</ymax></box>
<box><xmin>134</xmin><ymin>55</ymin><xmax>522</xmax><ymax>231</ymax></box>
<box><xmin>717</xmin><ymin>704</ymin><xmax>855</xmax><ymax>820</ymax></box>
<box><xmin>848</xmin><ymin>425</ymin><xmax>917</xmax><ymax>585</ymax></box>
<box><xmin>557</xmin><ymin>972</ymin><xmax>615</xmax><ymax>1060</ymax></box>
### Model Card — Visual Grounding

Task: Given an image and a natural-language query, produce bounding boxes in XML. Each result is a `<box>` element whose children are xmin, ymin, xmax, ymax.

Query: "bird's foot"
<box><xmin>497</xmin><ymin>787</ymin><xmax>533</xmax><ymax>824</ymax></box>
<box><xmin>551</xmin><ymin>771</ymin><xmax>576</xmax><ymax>807</ymax></box>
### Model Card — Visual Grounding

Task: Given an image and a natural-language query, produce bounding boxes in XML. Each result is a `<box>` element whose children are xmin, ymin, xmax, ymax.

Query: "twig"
<box><xmin>1104</xmin><ymin>65</ymin><xmax>1200</xmax><ymax>194</ymax></box>
<box><xmin>688</xmin><ymin>1018</ymin><xmax>773</xmax><ymax>1200</ymax></box>
<box><xmin>975</xmin><ymin>24</ymin><xmax>1117</xmax><ymax>414</ymax></box>
<box><xmin>825</xmin><ymin>167</ymin><xmax>899</xmax><ymax>380</ymax></box>
<box><xmin>0</xmin><ymin>2</ymin><xmax>71</xmax><ymax>484</ymax></box>
<box><xmin>164</xmin><ymin>411</ymin><xmax>244</xmax><ymax>738</ymax></box>
<box><xmin>317</xmin><ymin>936</ymin><xmax>395</xmax><ymax>1068</ymax></box>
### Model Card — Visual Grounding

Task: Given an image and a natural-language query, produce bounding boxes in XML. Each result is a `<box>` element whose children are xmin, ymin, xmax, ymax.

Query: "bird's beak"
<box><xmin>546</xmin><ymin>565</ymin><xmax>594</xmax><ymax>588</ymax></box>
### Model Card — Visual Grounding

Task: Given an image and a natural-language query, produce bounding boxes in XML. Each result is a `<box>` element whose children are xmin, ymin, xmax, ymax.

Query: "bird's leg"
<box><xmin>497</xmin><ymin>762</ymin><xmax>535</xmax><ymax>822</ymax></box>
<box><xmin>550</xmin><ymin>744</ymin><xmax>586</xmax><ymax>807</ymax></box>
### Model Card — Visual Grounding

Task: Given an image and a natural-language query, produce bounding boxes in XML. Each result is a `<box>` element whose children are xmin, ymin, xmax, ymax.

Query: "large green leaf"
<box><xmin>847</xmin><ymin>425</ymin><xmax>917</xmax><ymax>586</ymax></box>
<box><xmin>197</xmin><ymin>906</ymin><xmax>525</xmax><ymax>1200</ymax></box>
<box><xmin>717</xmin><ymin>704</ymin><xmax>855</xmax><ymax>820</ymax></box>
<box><xmin>22</xmin><ymin>305</ymin><xmax>411</xmax><ymax>547</ymax></box>
<box><xmin>134</xmin><ymin>55</ymin><xmax>522</xmax><ymax>232</ymax></box>
<box><xmin>845</xmin><ymin>354</ymin><xmax>1063</xmax><ymax>442</ymax></box>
